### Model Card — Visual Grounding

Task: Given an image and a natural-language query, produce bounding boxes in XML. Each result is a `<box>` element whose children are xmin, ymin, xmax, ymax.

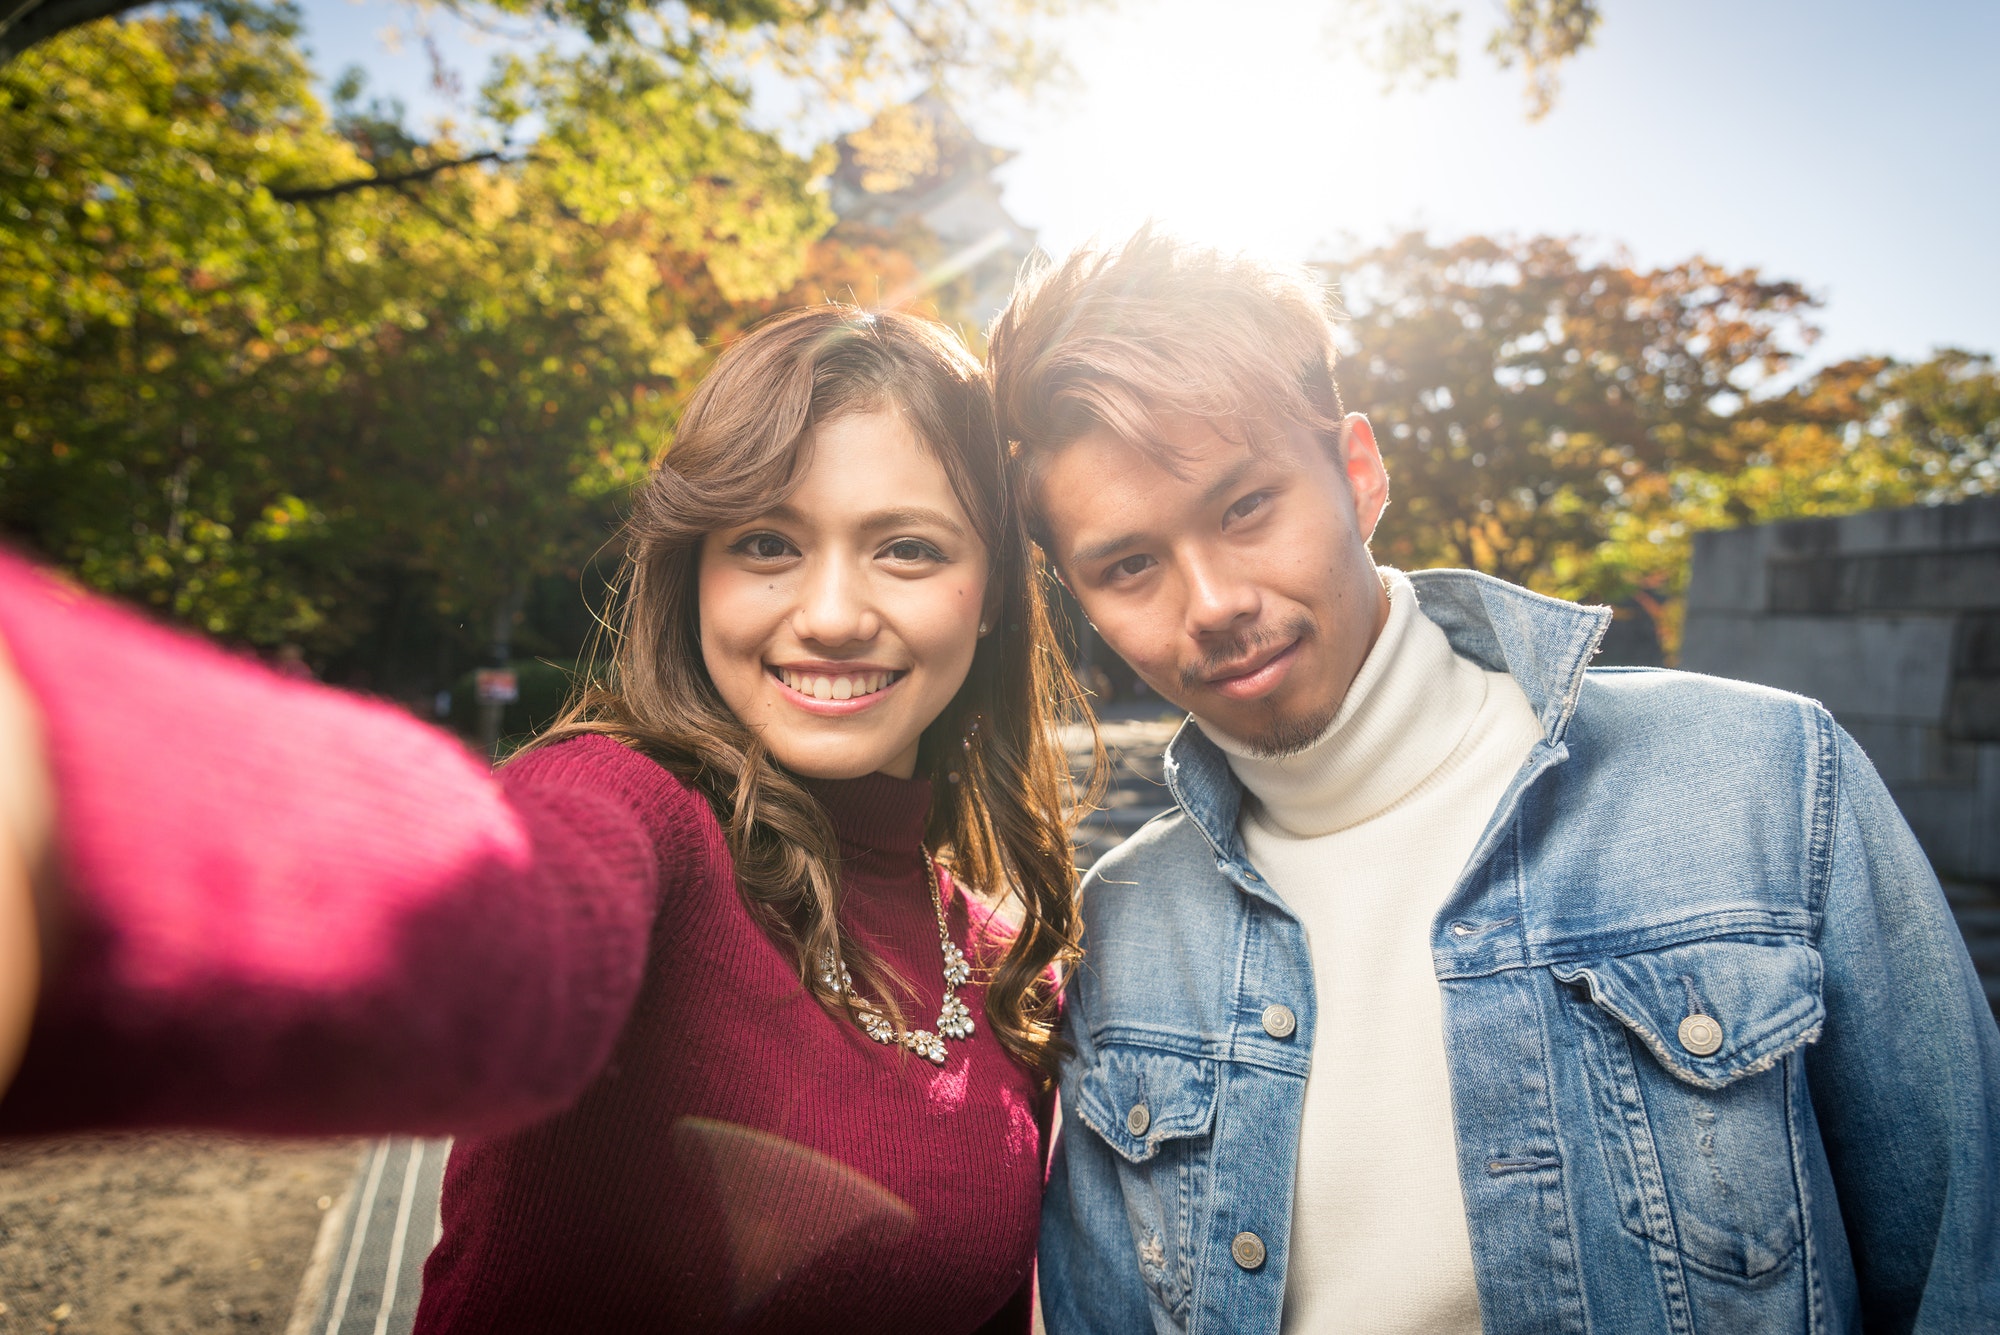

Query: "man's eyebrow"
<box><xmin>1199</xmin><ymin>455</ymin><xmax>1261</xmax><ymax>509</ymax></box>
<box><xmin>1070</xmin><ymin>530</ymin><xmax>1149</xmax><ymax>569</ymax></box>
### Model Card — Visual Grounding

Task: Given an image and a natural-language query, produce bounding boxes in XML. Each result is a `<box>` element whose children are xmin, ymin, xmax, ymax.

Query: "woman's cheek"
<box><xmin>697</xmin><ymin>586</ymin><xmax>764</xmax><ymax>711</ymax></box>
<box><xmin>919</xmin><ymin>578</ymin><xmax>986</xmax><ymax>661</ymax></box>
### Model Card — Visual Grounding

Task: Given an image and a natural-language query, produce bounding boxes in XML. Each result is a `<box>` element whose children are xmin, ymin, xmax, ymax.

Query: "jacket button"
<box><xmin>1678</xmin><ymin>1014</ymin><xmax>1723</xmax><ymax>1056</ymax></box>
<box><xmin>1126</xmin><ymin>1103</ymin><xmax>1150</xmax><ymax>1136</ymax></box>
<box><xmin>1231</xmin><ymin>1231</ymin><xmax>1266</xmax><ymax>1270</ymax></box>
<box><xmin>1261</xmin><ymin>1004</ymin><xmax>1297</xmax><ymax>1039</ymax></box>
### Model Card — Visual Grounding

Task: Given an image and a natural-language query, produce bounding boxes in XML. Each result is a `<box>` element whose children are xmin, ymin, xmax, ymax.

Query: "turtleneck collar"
<box><xmin>1196</xmin><ymin>569</ymin><xmax>1491</xmax><ymax>839</ymax></box>
<box><xmin>801</xmin><ymin>769</ymin><xmax>934</xmax><ymax>860</ymax></box>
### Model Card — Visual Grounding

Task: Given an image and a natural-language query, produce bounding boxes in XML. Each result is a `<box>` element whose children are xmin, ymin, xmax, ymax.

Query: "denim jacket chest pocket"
<box><xmin>1073</xmin><ymin>1043</ymin><xmax>1220</xmax><ymax>1320</ymax></box>
<box><xmin>1550</xmin><ymin>939</ymin><xmax>1825</xmax><ymax>1284</ymax></box>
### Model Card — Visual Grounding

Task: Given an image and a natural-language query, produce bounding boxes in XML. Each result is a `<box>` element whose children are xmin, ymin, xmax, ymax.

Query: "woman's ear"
<box><xmin>979</xmin><ymin>582</ymin><xmax>1002</xmax><ymax>638</ymax></box>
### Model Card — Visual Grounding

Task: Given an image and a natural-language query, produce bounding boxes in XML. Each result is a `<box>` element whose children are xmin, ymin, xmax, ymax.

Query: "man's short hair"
<box><xmin>987</xmin><ymin>226</ymin><xmax>1347</xmax><ymax>543</ymax></box>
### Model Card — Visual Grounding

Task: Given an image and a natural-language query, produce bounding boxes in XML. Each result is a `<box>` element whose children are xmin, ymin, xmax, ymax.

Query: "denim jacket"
<box><xmin>1040</xmin><ymin>570</ymin><xmax>2000</xmax><ymax>1335</ymax></box>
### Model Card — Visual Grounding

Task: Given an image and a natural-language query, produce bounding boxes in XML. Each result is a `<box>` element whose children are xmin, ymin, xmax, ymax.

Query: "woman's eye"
<box><xmin>734</xmin><ymin>533</ymin><xmax>795</xmax><ymax>561</ymax></box>
<box><xmin>883</xmin><ymin>539</ymin><xmax>943</xmax><ymax>563</ymax></box>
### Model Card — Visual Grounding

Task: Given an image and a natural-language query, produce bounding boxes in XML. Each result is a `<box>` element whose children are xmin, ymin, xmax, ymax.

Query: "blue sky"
<box><xmin>295</xmin><ymin>0</ymin><xmax>2000</xmax><ymax>366</ymax></box>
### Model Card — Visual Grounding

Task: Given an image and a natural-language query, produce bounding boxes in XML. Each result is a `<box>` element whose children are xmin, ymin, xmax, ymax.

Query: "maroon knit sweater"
<box><xmin>0</xmin><ymin>555</ymin><xmax>1047</xmax><ymax>1333</ymax></box>
<box><xmin>416</xmin><ymin>746</ymin><xmax>1046</xmax><ymax>1333</ymax></box>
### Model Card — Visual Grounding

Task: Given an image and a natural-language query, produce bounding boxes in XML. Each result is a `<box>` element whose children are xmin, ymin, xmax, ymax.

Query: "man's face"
<box><xmin>1036</xmin><ymin>414</ymin><xmax>1391</xmax><ymax>755</ymax></box>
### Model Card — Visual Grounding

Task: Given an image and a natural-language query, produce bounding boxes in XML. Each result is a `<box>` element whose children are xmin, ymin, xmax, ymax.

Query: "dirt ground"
<box><xmin>0</xmin><ymin>1136</ymin><xmax>361</xmax><ymax>1335</ymax></box>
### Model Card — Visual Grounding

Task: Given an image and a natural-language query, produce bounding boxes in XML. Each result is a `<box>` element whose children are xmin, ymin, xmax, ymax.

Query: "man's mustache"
<box><xmin>1180</xmin><ymin>615</ymin><xmax>1316</xmax><ymax>692</ymax></box>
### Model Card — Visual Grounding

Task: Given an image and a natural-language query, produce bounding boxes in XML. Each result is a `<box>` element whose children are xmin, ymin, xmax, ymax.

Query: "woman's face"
<box><xmin>698</xmin><ymin>409</ymin><xmax>990</xmax><ymax>781</ymax></box>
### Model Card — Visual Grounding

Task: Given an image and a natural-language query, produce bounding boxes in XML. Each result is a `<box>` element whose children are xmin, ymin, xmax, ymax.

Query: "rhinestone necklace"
<box><xmin>817</xmin><ymin>849</ymin><xmax>974</xmax><ymax>1064</ymax></box>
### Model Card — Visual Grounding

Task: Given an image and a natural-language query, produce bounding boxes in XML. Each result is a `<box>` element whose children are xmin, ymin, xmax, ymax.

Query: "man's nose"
<box><xmin>792</xmin><ymin>557</ymin><xmax>879</xmax><ymax>646</ymax></box>
<box><xmin>1182</xmin><ymin>548</ymin><xmax>1261</xmax><ymax>637</ymax></box>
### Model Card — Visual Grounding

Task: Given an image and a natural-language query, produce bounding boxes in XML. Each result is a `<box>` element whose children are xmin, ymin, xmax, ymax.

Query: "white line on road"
<box><xmin>324</xmin><ymin>1140</ymin><xmax>390</xmax><ymax>1335</ymax></box>
<box><xmin>374</xmin><ymin>1141</ymin><xmax>427</xmax><ymax>1335</ymax></box>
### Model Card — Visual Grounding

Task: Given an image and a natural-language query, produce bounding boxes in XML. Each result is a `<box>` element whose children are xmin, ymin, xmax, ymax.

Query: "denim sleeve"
<box><xmin>1805</xmin><ymin>726</ymin><xmax>2000</xmax><ymax>1331</ymax></box>
<box><xmin>1038</xmin><ymin>987</ymin><xmax>1158</xmax><ymax>1335</ymax></box>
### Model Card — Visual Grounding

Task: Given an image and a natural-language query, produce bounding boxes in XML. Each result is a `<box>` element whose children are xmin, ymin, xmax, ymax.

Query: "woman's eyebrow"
<box><xmin>861</xmin><ymin>506</ymin><xmax>967</xmax><ymax>538</ymax></box>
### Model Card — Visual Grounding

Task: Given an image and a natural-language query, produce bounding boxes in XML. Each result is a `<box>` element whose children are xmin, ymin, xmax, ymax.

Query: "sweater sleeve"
<box><xmin>0</xmin><ymin>553</ymin><xmax>691</xmax><ymax>1139</ymax></box>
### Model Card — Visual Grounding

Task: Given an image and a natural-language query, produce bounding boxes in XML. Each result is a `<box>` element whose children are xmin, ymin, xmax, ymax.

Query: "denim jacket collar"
<box><xmin>1163</xmin><ymin>569</ymin><xmax>1611</xmax><ymax>884</ymax></box>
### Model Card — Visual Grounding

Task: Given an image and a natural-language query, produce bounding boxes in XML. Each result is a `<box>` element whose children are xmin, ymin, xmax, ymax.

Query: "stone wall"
<box><xmin>1681</xmin><ymin>496</ymin><xmax>2000</xmax><ymax>883</ymax></box>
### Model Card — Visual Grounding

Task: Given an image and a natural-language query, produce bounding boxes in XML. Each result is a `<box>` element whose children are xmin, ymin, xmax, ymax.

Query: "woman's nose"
<box><xmin>791</xmin><ymin>558</ymin><xmax>878</xmax><ymax>647</ymax></box>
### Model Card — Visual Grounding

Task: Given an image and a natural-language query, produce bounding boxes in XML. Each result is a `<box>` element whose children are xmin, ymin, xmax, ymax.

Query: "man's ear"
<box><xmin>1340</xmin><ymin>414</ymin><xmax>1390</xmax><ymax>540</ymax></box>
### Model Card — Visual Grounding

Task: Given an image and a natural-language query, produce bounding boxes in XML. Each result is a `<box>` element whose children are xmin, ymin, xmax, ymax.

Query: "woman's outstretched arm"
<box><xmin>0</xmin><ymin>618</ymin><xmax>49</xmax><ymax>1101</ymax></box>
<box><xmin>0</xmin><ymin>553</ymin><xmax>682</xmax><ymax>1138</ymax></box>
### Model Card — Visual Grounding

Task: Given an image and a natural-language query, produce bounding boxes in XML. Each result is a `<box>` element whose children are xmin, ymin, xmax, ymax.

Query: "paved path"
<box><xmin>289</xmin><ymin>1138</ymin><xmax>448</xmax><ymax>1335</ymax></box>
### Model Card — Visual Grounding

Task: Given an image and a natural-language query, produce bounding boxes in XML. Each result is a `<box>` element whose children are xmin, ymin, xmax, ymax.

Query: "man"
<box><xmin>987</xmin><ymin>230</ymin><xmax>2000</xmax><ymax>1334</ymax></box>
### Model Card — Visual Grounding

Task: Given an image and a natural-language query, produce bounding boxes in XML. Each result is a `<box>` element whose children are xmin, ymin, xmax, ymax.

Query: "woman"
<box><xmin>0</xmin><ymin>306</ymin><xmax>1095</xmax><ymax>1332</ymax></box>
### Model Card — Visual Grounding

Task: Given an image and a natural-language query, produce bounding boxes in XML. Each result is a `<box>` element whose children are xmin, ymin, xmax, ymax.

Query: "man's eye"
<box><xmin>1111</xmin><ymin>554</ymin><xmax>1154</xmax><ymax>580</ymax></box>
<box><xmin>1226</xmin><ymin>491</ymin><xmax>1270</xmax><ymax>523</ymax></box>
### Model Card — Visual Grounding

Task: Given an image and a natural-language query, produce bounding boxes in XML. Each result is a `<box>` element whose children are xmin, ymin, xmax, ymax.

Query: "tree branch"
<box><xmin>268</xmin><ymin>150</ymin><xmax>518</xmax><ymax>204</ymax></box>
<box><xmin>0</xmin><ymin>0</ymin><xmax>143</xmax><ymax>65</ymax></box>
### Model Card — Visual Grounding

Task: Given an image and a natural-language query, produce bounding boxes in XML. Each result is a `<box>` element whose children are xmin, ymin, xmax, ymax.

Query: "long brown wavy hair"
<box><xmin>536</xmin><ymin>305</ymin><xmax>1098</xmax><ymax>1080</ymax></box>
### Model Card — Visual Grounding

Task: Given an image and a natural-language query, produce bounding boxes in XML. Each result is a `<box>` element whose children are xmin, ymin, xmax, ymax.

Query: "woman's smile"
<box><xmin>768</xmin><ymin>662</ymin><xmax>906</xmax><ymax>712</ymax></box>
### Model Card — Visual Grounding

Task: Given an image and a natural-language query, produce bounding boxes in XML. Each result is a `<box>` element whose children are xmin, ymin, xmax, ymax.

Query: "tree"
<box><xmin>1324</xmin><ymin>233</ymin><xmax>1997</xmax><ymax>657</ymax></box>
<box><xmin>298</xmin><ymin>40</ymin><xmax>837</xmax><ymax>634</ymax></box>
<box><xmin>1581</xmin><ymin>351</ymin><xmax>1998</xmax><ymax>652</ymax></box>
<box><xmin>1326</xmin><ymin>232</ymin><xmax>1815</xmax><ymax>591</ymax></box>
<box><xmin>1331</xmin><ymin>0</ymin><xmax>1601</xmax><ymax>118</ymax></box>
<box><xmin>2</xmin><ymin>0</ymin><xmax>1071</xmax><ymax>94</ymax></box>
<box><xmin>1</xmin><ymin>7</ymin><xmax>830</xmax><ymax>659</ymax></box>
<box><xmin>0</xmin><ymin>5</ymin><xmax>384</xmax><ymax>642</ymax></box>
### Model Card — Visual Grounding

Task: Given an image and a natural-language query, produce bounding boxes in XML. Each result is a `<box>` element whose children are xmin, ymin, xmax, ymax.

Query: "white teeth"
<box><xmin>776</xmin><ymin>668</ymin><xmax>896</xmax><ymax>698</ymax></box>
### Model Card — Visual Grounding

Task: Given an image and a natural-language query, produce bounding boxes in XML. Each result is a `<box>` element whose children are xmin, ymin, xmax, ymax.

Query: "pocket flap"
<box><xmin>1074</xmin><ymin>1044</ymin><xmax>1219</xmax><ymax>1164</ymax></box>
<box><xmin>1550</xmin><ymin>939</ymin><xmax>1824</xmax><ymax>1090</ymax></box>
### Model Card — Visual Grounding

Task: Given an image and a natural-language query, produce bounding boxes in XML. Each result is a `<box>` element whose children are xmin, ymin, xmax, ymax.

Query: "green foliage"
<box><xmin>0</xmin><ymin>7</ymin><xmax>377</xmax><ymax>639</ymax></box>
<box><xmin>1</xmin><ymin>7</ymin><xmax>831</xmax><ymax>648</ymax></box>
<box><xmin>1328</xmin><ymin>234</ymin><xmax>1997</xmax><ymax>656</ymax></box>
<box><xmin>1581</xmin><ymin>351</ymin><xmax>1998</xmax><ymax>652</ymax></box>
<box><xmin>4</xmin><ymin>0</ymin><xmax>1076</xmax><ymax>104</ymax></box>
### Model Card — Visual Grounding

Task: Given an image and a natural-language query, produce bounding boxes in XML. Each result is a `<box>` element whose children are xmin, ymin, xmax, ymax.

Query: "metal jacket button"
<box><xmin>1678</xmin><ymin>1014</ymin><xmax>1723</xmax><ymax>1056</ymax></box>
<box><xmin>1231</xmin><ymin>1231</ymin><xmax>1266</xmax><ymax>1270</ymax></box>
<box><xmin>1126</xmin><ymin>1103</ymin><xmax>1150</xmax><ymax>1136</ymax></box>
<box><xmin>1261</xmin><ymin>1004</ymin><xmax>1297</xmax><ymax>1039</ymax></box>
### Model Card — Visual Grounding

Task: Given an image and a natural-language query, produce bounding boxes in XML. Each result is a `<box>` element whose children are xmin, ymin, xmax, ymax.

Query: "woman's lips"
<box><xmin>769</xmin><ymin>665</ymin><xmax>904</xmax><ymax>715</ymax></box>
<box><xmin>1204</xmin><ymin>638</ymin><xmax>1302</xmax><ymax>701</ymax></box>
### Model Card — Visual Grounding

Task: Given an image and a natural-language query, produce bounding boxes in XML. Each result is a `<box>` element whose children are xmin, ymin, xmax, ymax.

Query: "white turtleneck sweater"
<box><xmin>1198</xmin><ymin>571</ymin><xmax>1544</xmax><ymax>1335</ymax></box>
